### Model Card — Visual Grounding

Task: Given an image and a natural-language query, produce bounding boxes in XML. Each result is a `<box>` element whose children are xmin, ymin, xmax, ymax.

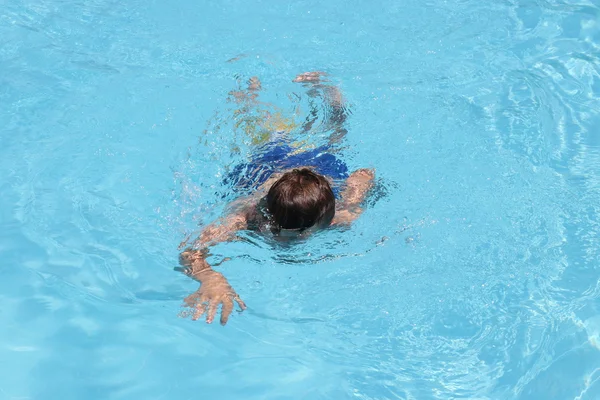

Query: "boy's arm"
<box><xmin>178</xmin><ymin>221</ymin><xmax>247</xmax><ymax>325</ymax></box>
<box><xmin>293</xmin><ymin>71</ymin><xmax>349</xmax><ymax>144</ymax></box>
<box><xmin>332</xmin><ymin>168</ymin><xmax>375</xmax><ymax>226</ymax></box>
<box><xmin>193</xmin><ymin>212</ymin><xmax>248</xmax><ymax>249</ymax></box>
<box><xmin>178</xmin><ymin>198</ymin><xmax>253</xmax><ymax>325</ymax></box>
<box><xmin>177</xmin><ymin>202</ymin><xmax>250</xmax><ymax>279</ymax></box>
<box><xmin>183</xmin><ymin>194</ymin><xmax>257</xmax><ymax>251</ymax></box>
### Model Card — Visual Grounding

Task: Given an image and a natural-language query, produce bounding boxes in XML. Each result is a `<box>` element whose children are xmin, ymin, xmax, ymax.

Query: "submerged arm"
<box><xmin>293</xmin><ymin>71</ymin><xmax>350</xmax><ymax>143</ymax></box>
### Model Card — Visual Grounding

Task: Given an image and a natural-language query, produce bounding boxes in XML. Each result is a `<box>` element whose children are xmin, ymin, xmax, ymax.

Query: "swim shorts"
<box><xmin>225</xmin><ymin>139</ymin><xmax>348</xmax><ymax>196</ymax></box>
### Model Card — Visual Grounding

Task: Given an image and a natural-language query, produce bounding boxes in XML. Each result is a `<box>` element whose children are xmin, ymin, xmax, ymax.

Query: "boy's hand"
<box><xmin>181</xmin><ymin>269</ymin><xmax>246</xmax><ymax>325</ymax></box>
<box><xmin>293</xmin><ymin>71</ymin><xmax>344</xmax><ymax>109</ymax></box>
<box><xmin>293</xmin><ymin>71</ymin><xmax>327</xmax><ymax>84</ymax></box>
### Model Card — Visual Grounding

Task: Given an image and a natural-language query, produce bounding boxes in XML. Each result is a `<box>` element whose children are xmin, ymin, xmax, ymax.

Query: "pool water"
<box><xmin>2</xmin><ymin>0</ymin><xmax>600</xmax><ymax>398</ymax></box>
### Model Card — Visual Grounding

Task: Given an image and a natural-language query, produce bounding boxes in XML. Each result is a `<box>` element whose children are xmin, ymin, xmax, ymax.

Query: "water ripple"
<box><xmin>3</xmin><ymin>0</ymin><xmax>600</xmax><ymax>398</ymax></box>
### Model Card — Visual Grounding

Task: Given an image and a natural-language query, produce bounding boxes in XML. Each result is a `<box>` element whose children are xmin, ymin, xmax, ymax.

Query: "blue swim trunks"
<box><xmin>225</xmin><ymin>139</ymin><xmax>348</xmax><ymax>196</ymax></box>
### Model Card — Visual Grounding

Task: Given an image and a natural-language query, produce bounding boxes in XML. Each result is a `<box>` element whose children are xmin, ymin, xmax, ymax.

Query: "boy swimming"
<box><xmin>178</xmin><ymin>72</ymin><xmax>375</xmax><ymax>325</ymax></box>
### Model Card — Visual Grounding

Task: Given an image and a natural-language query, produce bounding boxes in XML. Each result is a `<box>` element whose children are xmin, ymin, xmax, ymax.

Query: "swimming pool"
<box><xmin>2</xmin><ymin>0</ymin><xmax>600</xmax><ymax>398</ymax></box>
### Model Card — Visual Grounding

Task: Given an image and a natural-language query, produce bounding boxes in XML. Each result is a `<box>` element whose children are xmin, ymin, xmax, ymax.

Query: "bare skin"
<box><xmin>179</xmin><ymin>167</ymin><xmax>374</xmax><ymax>325</ymax></box>
<box><xmin>293</xmin><ymin>71</ymin><xmax>349</xmax><ymax>144</ymax></box>
<box><xmin>179</xmin><ymin>255</ymin><xmax>247</xmax><ymax>325</ymax></box>
<box><xmin>179</xmin><ymin>72</ymin><xmax>373</xmax><ymax>325</ymax></box>
<box><xmin>332</xmin><ymin>168</ymin><xmax>375</xmax><ymax>225</ymax></box>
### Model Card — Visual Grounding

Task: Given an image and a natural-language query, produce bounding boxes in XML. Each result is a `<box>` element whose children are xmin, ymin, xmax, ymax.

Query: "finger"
<box><xmin>206</xmin><ymin>301</ymin><xmax>219</xmax><ymax>324</ymax></box>
<box><xmin>293</xmin><ymin>73</ymin><xmax>312</xmax><ymax>83</ymax></box>
<box><xmin>183</xmin><ymin>293</ymin><xmax>199</xmax><ymax>307</ymax></box>
<box><xmin>192</xmin><ymin>303</ymin><xmax>207</xmax><ymax>321</ymax></box>
<box><xmin>220</xmin><ymin>298</ymin><xmax>234</xmax><ymax>325</ymax></box>
<box><xmin>294</xmin><ymin>71</ymin><xmax>327</xmax><ymax>83</ymax></box>
<box><xmin>233</xmin><ymin>294</ymin><xmax>247</xmax><ymax>311</ymax></box>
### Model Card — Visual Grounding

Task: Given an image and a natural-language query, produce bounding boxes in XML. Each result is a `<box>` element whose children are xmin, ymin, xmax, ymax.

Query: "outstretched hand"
<box><xmin>181</xmin><ymin>269</ymin><xmax>247</xmax><ymax>325</ymax></box>
<box><xmin>293</xmin><ymin>71</ymin><xmax>328</xmax><ymax>84</ymax></box>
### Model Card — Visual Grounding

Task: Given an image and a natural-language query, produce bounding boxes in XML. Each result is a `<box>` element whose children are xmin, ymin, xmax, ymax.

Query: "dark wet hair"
<box><xmin>266</xmin><ymin>168</ymin><xmax>335</xmax><ymax>230</ymax></box>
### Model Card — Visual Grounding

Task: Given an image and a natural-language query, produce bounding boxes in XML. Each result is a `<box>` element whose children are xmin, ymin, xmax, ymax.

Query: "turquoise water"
<box><xmin>2</xmin><ymin>0</ymin><xmax>600</xmax><ymax>398</ymax></box>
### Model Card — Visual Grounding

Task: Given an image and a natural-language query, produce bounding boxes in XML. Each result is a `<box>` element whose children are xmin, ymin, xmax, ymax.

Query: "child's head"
<box><xmin>266</xmin><ymin>168</ymin><xmax>335</xmax><ymax>231</ymax></box>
